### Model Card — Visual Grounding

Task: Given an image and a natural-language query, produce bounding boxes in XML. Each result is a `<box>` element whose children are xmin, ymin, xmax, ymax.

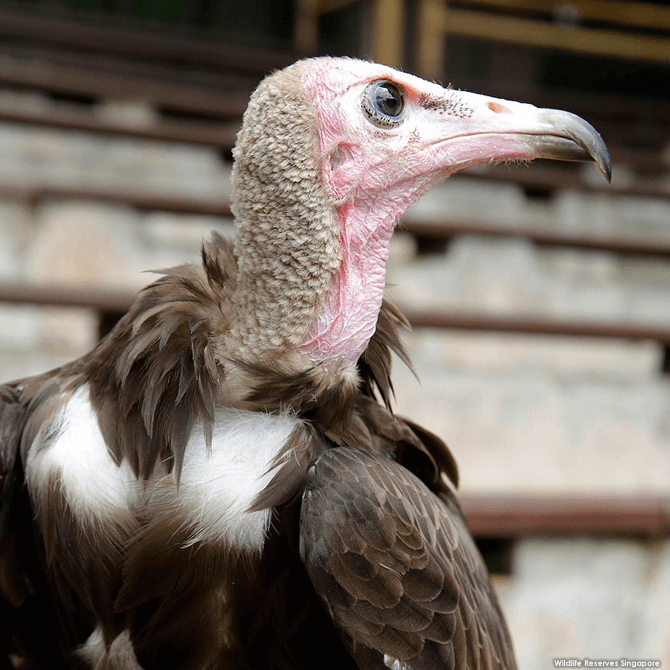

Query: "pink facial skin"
<box><xmin>296</xmin><ymin>58</ymin><xmax>604</xmax><ymax>371</ymax></box>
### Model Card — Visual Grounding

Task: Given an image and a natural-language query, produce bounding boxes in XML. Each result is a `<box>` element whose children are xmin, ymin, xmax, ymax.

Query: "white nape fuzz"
<box><xmin>166</xmin><ymin>408</ymin><xmax>303</xmax><ymax>553</ymax></box>
<box><xmin>26</xmin><ymin>385</ymin><xmax>138</xmax><ymax>521</ymax></box>
<box><xmin>77</xmin><ymin>628</ymin><xmax>142</xmax><ymax>670</ymax></box>
<box><xmin>384</xmin><ymin>655</ymin><xmax>411</xmax><ymax>670</ymax></box>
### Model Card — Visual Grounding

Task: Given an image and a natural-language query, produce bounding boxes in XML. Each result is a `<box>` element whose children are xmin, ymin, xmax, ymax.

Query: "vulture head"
<box><xmin>229</xmin><ymin>57</ymin><xmax>610</xmax><ymax>381</ymax></box>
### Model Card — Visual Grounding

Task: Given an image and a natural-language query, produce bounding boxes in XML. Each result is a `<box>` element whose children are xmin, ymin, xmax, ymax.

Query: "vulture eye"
<box><xmin>362</xmin><ymin>80</ymin><xmax>405</xmax><ymax>128</ymax></box>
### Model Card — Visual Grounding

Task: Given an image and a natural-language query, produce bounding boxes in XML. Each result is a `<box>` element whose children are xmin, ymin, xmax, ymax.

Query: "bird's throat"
<box><xmin>298</xmin><ymin>200</ymin><xmax>394</xmax><ymax>371</ymax></box>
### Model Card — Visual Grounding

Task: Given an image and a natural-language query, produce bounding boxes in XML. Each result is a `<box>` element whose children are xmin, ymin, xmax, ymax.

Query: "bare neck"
<box><xmin>298</xmin><ymin>198</ymin><xmax>398</xmax><ymax>372</ymax></box>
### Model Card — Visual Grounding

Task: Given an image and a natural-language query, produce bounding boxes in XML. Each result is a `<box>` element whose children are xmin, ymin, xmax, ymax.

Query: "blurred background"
<box><xmin>0</xmin><ymin>0</ymin><xmax>668</xmax><ymax>666</ymax></box>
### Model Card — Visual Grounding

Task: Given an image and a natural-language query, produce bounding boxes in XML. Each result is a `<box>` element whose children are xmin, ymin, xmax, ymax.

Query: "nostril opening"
<box><xmin>488</xmin><ymin>102</ymin><xmax>509</xmax><ymax>114</ymax></box>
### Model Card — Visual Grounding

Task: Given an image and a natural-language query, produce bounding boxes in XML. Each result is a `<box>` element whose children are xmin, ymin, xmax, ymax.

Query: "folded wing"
<box><xmin>299</xmin><ymin>447</ymin><xmax>516</xmax><ymax>670</ymax></box>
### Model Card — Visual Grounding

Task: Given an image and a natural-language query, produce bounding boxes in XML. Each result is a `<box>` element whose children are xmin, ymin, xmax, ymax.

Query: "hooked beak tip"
<box><xmin>537</xmin><ymin>110</ymin><xmax>612</xmax><ymax>183</ymax></box>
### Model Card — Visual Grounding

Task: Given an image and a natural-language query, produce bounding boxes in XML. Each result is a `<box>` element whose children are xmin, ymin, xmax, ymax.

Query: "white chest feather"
<box><xmin>26</xmin><ymin>386</ymin><xmax>137</xmax><ymax>522</ymax></box>
<box><xmin>26</xmin><ymin>385</ymin><xmax>302</xmax><ymax>553</ymax></box>
<box><xmin>173</xmin><ymin>407</ymin><xmax>302</xmax><ymax>552</ymax></box>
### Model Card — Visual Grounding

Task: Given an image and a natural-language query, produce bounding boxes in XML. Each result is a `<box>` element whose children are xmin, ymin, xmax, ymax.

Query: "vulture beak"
<box><xmin>492</xmin><ymin>106</ymin><xmax>611</xmax><ymax>181</ymax></box>
<box><xmin>417</xmin><ymin>87</ymin><xmax>612</xmax><ymax>182</ymax></box>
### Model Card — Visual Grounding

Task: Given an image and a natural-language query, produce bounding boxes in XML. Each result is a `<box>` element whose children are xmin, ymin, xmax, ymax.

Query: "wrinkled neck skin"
<box><xmin>298</xmin><ymin>198</ymin><xmax>393</xmax><ymax>368</ymax></box>
<box><xmin>298</xmin><ymin>175</ymin><xmax>437</xmax><ymax>373</ymax></box>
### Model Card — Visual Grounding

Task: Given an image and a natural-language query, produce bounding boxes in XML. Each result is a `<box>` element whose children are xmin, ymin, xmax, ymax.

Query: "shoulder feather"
<box><xmin>300</xmin><ymin>447</ymin><xmax>516</xmax><ymax>670</ymax></box>
<box><xmin>83</xmin><ymin>232</ymin><xmax>236</xmax><ymax>480</ymax></box>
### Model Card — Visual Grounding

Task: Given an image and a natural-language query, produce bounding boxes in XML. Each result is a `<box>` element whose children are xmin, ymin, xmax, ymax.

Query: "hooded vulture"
<box><xmin>0</xmin><ymin>57</ymin><xmax>610</xmax><ymax>669</ymax></box>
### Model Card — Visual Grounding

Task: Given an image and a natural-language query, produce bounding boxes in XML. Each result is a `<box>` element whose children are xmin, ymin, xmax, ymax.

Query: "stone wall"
<box><xmin>387</xmin><ymin>182</ymin><xmax>670</xmax><ymax>495</ymax></box>
<box><xmin>1</xmin><ymin>101</ymin><xmax>669</xmax><ymax>667</ymax></box>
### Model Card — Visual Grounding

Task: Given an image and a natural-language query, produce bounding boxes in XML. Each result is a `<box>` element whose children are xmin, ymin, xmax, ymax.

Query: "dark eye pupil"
<box><xmin>374</xmin><ymin>83</ymin><xmax>403</xmax><ymax>117</ymax></box>
<box><xmin>362</xmin><ymin>80</ymin><xmax>405</xmax><ymax>127</ymax></box>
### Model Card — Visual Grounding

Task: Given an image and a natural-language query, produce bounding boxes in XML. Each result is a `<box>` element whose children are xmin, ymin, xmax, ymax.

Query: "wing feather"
<box><xmin>300</xmin><ymin>447</ymin><xmax>516</xmax><ymax>670</ymax></box>
<box><xmin>0</xmin><ymin>383</ymin><xmax>27</xmax><ymax>609</ymax></box>
<box><xmin>0</xmin><ymin>382</ymin><xmax>81</xmax><ymax>666</ymax></box>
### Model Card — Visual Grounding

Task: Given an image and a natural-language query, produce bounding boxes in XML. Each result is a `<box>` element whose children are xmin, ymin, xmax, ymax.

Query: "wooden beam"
<box><xmin>294</xmin><ymin>0</ymin><xmax>367</xmax><ymax>54</ymax></box>
<box><xmin>461</xmin><ymin>494</ymin><xmax>670</xmax><ymax>537</ymax></box>
<box><xmin>0</xmin><ymin>181</ymin><xmax>233</xmax><ymax>217</ymax></box>
<box><xmin>403</xmin><ymin>309</ymin><xmax>670</xmax><ymax>344</ymax></box>
<box><xmin>318</xmin><ymin>0</ymin><xmax>362</xmax><ymax>13</ymax></box>
<box><xmin>294</xmin><ymin>0</ymin><xmax>321</xmax><ymax>54</ymax></box>
<box><xmin>372</xmin><ymin>0</ymin><xmax>405</xmax><ymax>68</ymax></box>
<box><xmin>0</xmin><ymin>5</ymin><xmax>300</xmax><ymax>73</ymax></box>
<box><xmin>0</xmin><ymin>282</ymin><xmax>135</xmax><ymax>313</ymax></box>
<box><xmin>1</xmin><ymin>176</ymin><xmax>668</xmax><ymax>260</ymax></box>
<box><xmin>0</xmin><ymin>107</ymin><xmax>239</xmax><ymax>150</ymax></box>
<box><xmin>0</xmin><ymin>43</ymin><xmax>261</xmax><ymax>96</ymax></box>
<box><xmin>460</xmin><ymin>163</ymin><xmax>670</xmax><ymax>201</ymax></box>
<box><xmin>0</xmin><ymin>169</ymin><xmax>665</xmax><ymax>227</ymax></box>
<box><xmin>4</xmin><ymin>282</ymin><xmax>670</xmax><ymax>347</ymax></box>
<box><xmin>0</xmin><ymin>56</ymin><xmax>250</xmax><ymax>119</ymax></box>
<box><xmin>400</xmin><ymin>218</ymin><xmax>670</xmax><ymax>259</ymax></box>
<box><xmin>440</xmin><ymin>6</ymin><xmax>670</xmax><ymax>64</ymax></box>
<box><xmin>1</xmin><ymin>169</ymin><xmax>669</xmax><ymax>260</ymax></box>
<box><xmin>454</xmin><ymin>0</ymin><xmax>670</xmax><ymax>33</ymax></box>
<box><xmin>415</xmin><ymin>0</ymin><xmax>447</xmax><ymax>79</ymax></box>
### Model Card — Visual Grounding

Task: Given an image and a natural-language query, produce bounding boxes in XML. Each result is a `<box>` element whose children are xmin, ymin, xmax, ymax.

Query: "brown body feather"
<box><xmin>0</xmin><ymin>233</ymin><xmax>514</xmax><ymax>669</ymax></box>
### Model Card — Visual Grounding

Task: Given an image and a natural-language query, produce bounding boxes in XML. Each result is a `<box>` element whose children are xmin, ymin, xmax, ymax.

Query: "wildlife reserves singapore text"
<box><xmin>554</xmin><ymin>661</ymin><xmax>660</xmax><ymax>668</ymax></box>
